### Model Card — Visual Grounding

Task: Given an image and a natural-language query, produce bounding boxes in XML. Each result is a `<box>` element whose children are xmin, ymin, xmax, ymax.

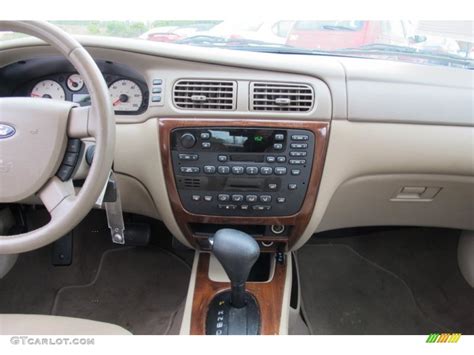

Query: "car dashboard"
<box><xmin>0</xmin><ymin>36</ymin><xmax>472</xmax><ymax>251</ymax></box>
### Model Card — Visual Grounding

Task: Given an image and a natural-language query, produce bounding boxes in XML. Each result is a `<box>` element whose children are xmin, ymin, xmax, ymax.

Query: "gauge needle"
<box><xmin>31</xmin><ymin>93</ymin><xmax>41</xmax><ymax>97</ymax></box>
<box><xmin>112</xmin><ymin>98</ymin><xmax>121</xmax><ymax>106</ymax></box>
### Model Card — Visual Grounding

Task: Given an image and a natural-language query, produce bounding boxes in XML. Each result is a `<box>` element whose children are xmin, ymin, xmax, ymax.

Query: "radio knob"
<box><xmin>180</xmin><ymin>133</ymin><xmax>196</xmax><ymax>148</ymax></box>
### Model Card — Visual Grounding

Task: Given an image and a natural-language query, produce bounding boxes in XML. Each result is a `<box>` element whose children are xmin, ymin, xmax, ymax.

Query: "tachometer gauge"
<box><xmin>67</xmin><ymin>74</ymin><xmax>84</xmax><ymax>92</ymax></box>
<box><xmin>109</xmin><ymin>79</ymin><xmax>143</xmax><ymax>112</ymax></box>
<box><xmin>31</xmin><ymin>80</ymin><xmax>65</xmax><ymax>100</ymax></box>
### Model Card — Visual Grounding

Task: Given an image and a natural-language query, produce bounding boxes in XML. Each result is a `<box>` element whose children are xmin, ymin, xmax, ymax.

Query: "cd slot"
<box><xmin>230</xmin><ymin>154</ymin><xmax>264</xmax><ymax>162</ymax></box>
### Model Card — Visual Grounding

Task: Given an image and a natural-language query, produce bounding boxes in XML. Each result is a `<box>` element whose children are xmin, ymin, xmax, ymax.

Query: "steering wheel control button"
<box><xmin>268</xmin><ymin>183</ymin><xmax>278</xmax><ymax>190</ymax></box>
<box><xmin>204</xmin><ymin>165</ymin><xmax>216</xmax><ymax>174</ymax></box>
<box><xmin>180</xmin><ymin>133</ymin><xmax>196</xmax><ymax>148</ymax></box>
<box><xmin>277</xmin><ymin>197</ymin><xmax>286</xmax><ymax>203</ymax></box>
<box><xmin>192</xmin><ymin>195</ymin><xmax>201</xmax><ymax>201</ymax></box>
<box><xmin>266</xmin><ymin>156</ymin><xmax>276</xmax><ymax>163</ymax></box>
<box><xmin>201</xmin><ymin>142</ymin><xmax>211</xmax><ymax>149</ymax></box>
<box><xmin>57</xmin><ymin>165</ymin><xmax>75</xmax><ymax>182</ymax></box>
<box><xmin>62</xmin><ymin>152</ymin><xmax>79</xmax><ymax>166</ymax></box>
<box><xmin>204</xmin><ymin>195</ymin><xmax>213</xmax><ymax>202</ymax></box>
<box><xmin>276</xmin><ymin>156</ymin><xmax>286</xmax><ymax>163</ymax></box>
<box><xmin>288</xmin><ymin>183</ymin><xmax>298</xmax><ymax>190</ymax></box>
<box><xmin>291</xmin><ymin>169</ymin><xmax>301</xmax><ymax>176</ymax></box>
<box><xmin>218</xmin><ymin>166</ymin><xmax>230</xmax><ymax>174</ymax></box>
<box><xmin>200</xmin><ymin>132</ymin><xmax>211</xmax><ymax>140</ymax></box>
<box><xmin>274</xmin><ymin>133</ymin><xmax>285</xmax><ymax>141</ymax></box>
<box><xmin>260</xmin><ymin>195</ymin><xmax>272</xmax><ymax>203</ymax></box>
<box><xmin>180</xmin><ymin>167</ymin><xmax>200</xmax><ymax>174</ymax></box>
<box><xmin>67</xmin><ymin>139</ymin><xmax>82</xmax><ymax>153</ymax></box>
<box><xmin>273</xmin><ymin>143</ymin><xmax>283</xmax><ymax>150</ymax></box>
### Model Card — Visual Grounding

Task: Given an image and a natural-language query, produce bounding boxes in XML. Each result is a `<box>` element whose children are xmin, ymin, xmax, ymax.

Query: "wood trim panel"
<box><xmin>190</xmin><ymin>253</ymin><xmax>287</xmax><ymax>335</ymax></box>
<box><xmin>158</xmin><ymin>118</ymin><xmax>330</xmax><ymax>250</ymax></box>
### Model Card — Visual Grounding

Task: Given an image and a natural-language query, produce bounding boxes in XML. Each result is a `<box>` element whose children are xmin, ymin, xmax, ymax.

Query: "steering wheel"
<box><xmin>0</xmin><ymin>21</ymin><xmax>115</xmax><ymax>254</ymax></box>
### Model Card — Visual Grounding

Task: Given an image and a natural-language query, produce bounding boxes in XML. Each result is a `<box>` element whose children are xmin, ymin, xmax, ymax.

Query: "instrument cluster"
<box><xmin>27</xmin><ymin>72</ymin><xmax>148</xmax><ymax>115</ymax></box>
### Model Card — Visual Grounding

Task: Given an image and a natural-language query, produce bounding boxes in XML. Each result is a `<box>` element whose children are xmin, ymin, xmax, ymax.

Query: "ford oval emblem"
<box><xmin>0</xmin><ymin>123</ymin><xmax>16</xmax><ymax>139</ymax></box>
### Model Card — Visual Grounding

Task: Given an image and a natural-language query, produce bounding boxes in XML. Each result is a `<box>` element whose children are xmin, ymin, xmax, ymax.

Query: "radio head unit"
<box><xmin>170</xmin><ymin>127</ymin><xmax>315</xmax><ymax>217</ymax></box>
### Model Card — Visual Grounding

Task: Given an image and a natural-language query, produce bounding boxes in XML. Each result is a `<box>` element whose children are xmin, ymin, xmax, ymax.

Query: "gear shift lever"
<box><xmin>210</xmin><ymin>228</ymin><xmax>260</xmax><ymax>308</ymax></box>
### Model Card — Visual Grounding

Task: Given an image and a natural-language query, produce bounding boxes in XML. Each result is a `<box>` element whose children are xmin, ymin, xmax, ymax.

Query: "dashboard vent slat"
<box><xmin>250</xmin><ymin>82</ymin><xmax>314</xmax><ymax>112</ymax></box>
<box><xmin>173</xmin><ymin>79</ymin><xmax>237</xmax><ymax>111</ymax></box>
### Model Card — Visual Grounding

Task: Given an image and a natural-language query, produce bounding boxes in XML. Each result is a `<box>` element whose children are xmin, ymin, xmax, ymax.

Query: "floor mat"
<box><xmin>51</xmin><ymin>247</ymin><xmax>190</xmax><ymax>335</ymax></box>
<box><xmin>298</xmin><ymin>244</ymin><xmax>446</xmax><ymax>335</ymax></box>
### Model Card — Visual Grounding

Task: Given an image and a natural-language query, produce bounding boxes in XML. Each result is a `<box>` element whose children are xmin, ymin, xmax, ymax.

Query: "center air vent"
<box><xmin>173</xmin><ymin>79</ymin><xmax>237</xmax><ymax>110</ymax></box>
<box><xmin>250</xmin><ymin>82</ymin><xmax>314</xmax><ymax>112</ymax></box>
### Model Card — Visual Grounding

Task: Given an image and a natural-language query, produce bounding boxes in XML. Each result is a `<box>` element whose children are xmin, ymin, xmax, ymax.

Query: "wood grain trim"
<box><xmin>158</xmin><ymin>118</ymin><xmax>330</xmax><ymax>250</ymax></box>
<box><xmin>190</xmin><ymin>253</ymin><xmax>287</xmax><ymax>335</ymax></box>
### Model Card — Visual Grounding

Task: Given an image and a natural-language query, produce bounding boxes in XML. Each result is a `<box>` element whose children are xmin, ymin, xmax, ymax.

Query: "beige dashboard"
<box><xmin>1</xmin><ymin>36</ymin><xmax>473</xmax><ymax>250</ymax></box>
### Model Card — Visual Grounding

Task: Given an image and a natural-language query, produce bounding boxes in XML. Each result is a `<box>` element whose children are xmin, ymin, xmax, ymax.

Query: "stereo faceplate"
<box><xmin>171</xmin><ymin>127</ymin><xmax>315</xmax><ymax>216</ymax></box>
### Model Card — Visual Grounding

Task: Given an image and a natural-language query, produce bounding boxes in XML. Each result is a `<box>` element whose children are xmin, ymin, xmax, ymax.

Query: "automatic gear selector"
<box><xmin>206</xmin><ymin>228</ymin><xmax>261</xmax><ymax>335</ymax></box>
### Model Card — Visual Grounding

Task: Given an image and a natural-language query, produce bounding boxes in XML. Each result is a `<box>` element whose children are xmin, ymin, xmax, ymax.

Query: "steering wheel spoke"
<box><xmin>37</xmin><ymin>176</ymin><xmax>76</xmax><ymax>219</ymax></box>
<box><xmin>68</xmin><ymin>105</ymin><xmax>100</xmax><ymax>138</ymax></box>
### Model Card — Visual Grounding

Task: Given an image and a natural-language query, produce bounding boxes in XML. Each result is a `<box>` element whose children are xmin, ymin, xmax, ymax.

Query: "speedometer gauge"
<box><xmin>109</xmin><ymin>79</ymin><xmax>143</xmax><ymax>112</ymax></box>
<box><xmin>31</xmin><ymin>80</ymin><xmax>65</xmax><ymax>100</ymax></box>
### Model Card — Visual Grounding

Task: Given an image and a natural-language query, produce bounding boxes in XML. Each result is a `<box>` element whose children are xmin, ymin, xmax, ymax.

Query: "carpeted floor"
<box><xmin>297</xmin><ymin>228</ymin><xmax>474</xmax><ymax>335</ymax></box>
<box><xmin>0</xmin><ymin>210</ymin><xmax>191</xmax><ymax>335</ymax></box>
<box><xmin>51</xmin><ymin>247</ymin><xmax>190</xmax><ymax>335</ymax></box>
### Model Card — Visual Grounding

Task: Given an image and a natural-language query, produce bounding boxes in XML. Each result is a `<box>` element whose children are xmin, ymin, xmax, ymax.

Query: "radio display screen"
<box><xmin>208</xmin><ymin>129</ymin><xmax>277</xmax><ymax>152</ymax></box>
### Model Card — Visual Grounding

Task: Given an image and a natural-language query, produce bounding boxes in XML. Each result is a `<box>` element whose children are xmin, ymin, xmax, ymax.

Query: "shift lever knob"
<box><xmin>210</xmin><ymin>228</ymin><xmax>260</xmax><ymax>308</ymax></box>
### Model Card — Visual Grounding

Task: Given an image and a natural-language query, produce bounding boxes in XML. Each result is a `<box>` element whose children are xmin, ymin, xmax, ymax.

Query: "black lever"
<box><xmin>209</xmin><ymin>228</ymin><xmax>260</xmax><ymax>308</ymax></box>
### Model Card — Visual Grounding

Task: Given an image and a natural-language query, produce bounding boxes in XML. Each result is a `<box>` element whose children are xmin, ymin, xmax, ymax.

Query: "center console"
<box><xmin>159</xmin><ymin>118</ymin><xmax>329</xmax><ymax>335</ymax></box>
<box><xmin>159</xmin><ymin>118</ymin><xmax>330</xmax><ymax>252</ymax></box>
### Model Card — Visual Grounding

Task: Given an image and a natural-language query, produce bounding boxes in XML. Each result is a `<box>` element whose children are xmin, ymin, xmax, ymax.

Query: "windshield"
<box><xmin>1</xmin><ymin>20</ymin><xmax>473</xmax><ymax>69</ymax></box>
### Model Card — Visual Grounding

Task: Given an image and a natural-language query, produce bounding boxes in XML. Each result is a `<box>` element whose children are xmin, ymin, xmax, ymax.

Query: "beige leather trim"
<box><xmin>0</xmin><ymin>314</ymin><xmax>131</xmax><ymax>335</ymax></box>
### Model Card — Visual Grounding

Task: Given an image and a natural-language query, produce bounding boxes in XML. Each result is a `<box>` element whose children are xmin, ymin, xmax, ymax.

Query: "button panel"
<box><xmin>171</xmin><ymin>127</ymin><xmax>314</xmax><ymax>216</ymax></box>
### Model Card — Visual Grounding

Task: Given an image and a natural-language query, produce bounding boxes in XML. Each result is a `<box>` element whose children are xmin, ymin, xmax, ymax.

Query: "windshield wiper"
<box><xmin>336</xmin><ymin>43</ymin><xmax>474</xmax><ymax>68</ymax></box>
<box><xmin>322</xmin><ymin>25</ymin><xmax>356</xmax><ymax>31</ymax></box>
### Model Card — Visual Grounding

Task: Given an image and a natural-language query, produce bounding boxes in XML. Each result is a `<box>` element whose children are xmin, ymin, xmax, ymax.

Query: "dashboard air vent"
<box><xmin>250</xmin><ymin>82</ymin><xmax>314</xmax><ymax>112</ymax></box>
<box><xmin>173</xmin><ymin>79</ymin><xmax>237</xmax><ymax>110</ymax></box>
